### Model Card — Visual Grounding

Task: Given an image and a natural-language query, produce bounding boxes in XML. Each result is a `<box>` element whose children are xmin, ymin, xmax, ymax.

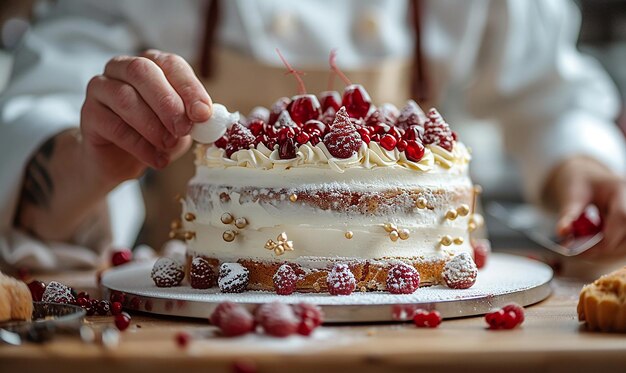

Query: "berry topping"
<box><xmin>365</xmin><ymin>107</ymin><xmax>394</xmax><ymax>127</ymax></box>
<box><xmin>151</xmin><ymin>257</ymin><xmax>184</xmax><ymax>288</ymax></box>
<box><xmin>214</xmin><ymin>135</ymin><xmax>229</xmax><ymax>149</ymax></box>
<box><xmin>42</xmin><ymin>281</ymin><xmax>75</xmax><ymax>304</ymax></box>
<box><xmin>210</xmin><ymin>301</ymin><xmax>237</xmax><ymax>327</ymax></box>
<box><xmin>423</xmin><ymin>109</ymin><xmax>454</xmax><ymax>151</ymax></box>
<box><xmin>288</xmin><ymin>94</ymin><xmax>321</xmax><ymax>125</ymax></box>
<box><xmin>403</xmin><ymin>125</ymin><xmax>424</xmax><ymax>142</ymax></box>
<box><xmin>303</xmin><ymin>120</ymin><xmax>327</xmax><ymax>136</ymax></box>
<box><xmin>111</xmin><ymin>249</ymin><xmax>132</xmax><ymax>267</ymax></box>
<box><xmin>485</xmin><ymin>303</ymin><xmax>524</xmax><ymax>330</ymax></box>
<box><xmin>396</xmin><ymin>139</ymin><xmax>408</xmax><ymax>152</ymax></box>
<box><xmin>442</xmin><ymin>253</ymin><xmax>478</xmax><ymax>289</ymax></box>
<box><xmin>256</xmin><ymin>302</ymin><xmax>299</xmax><ymax>337</ymax></box>
<box><xmin>386</xmin><ymin>263</ymin><xmax>420</xmax><ymax>294</ymax></box>
<box><xmin>219</xmin><ymin>304</ymin><xmax>255</xmax><ymax>337</ymax></box>
<box><xmin>326</xmin><ymin>263</ymin><xmax>356</xmax><ymax>296</ymax></box>
<box><xmin>471</xmin><ymin>238</ymin><xmax>491</xmax><ymax>269</ymax></box>
<box><xmin>295</xmin><ymin>131</ymin><xmax>310</xmax><ymax>145</ymax></box>
<box><xmin>396</xmin><ymin>100</ymin><xmax>427</xmax><ymax>129</ymax></box>
<box><xmin>111</xmin><ymin>302</ymin><xmax>123</xmax><ymax>315</ymax></box>
<box><xmin>571</xmin><ymin>205</ymin><xmax>603</xmax><ymax>238</ymax></box>
<box><xmin>27</xmin><ymin>280</ymin><xmax>46</xmax><ymax>302</ymax></box>
<box><xmin>190</xmin><ymin>257</ymin><xmax>217</xmax><ymax>289</ymax></box>
<box><xmin>175</xmin><ymin>331</ymin><xmax>191</xmax><ymax>348</ymax></box>
<box><xmin>404</xmin><ymin>140</ymin><xmax>425</xmax><ymax>162</ymax></box>
<box><xmin>225</xmin><ymin>122</ymin><xmax>255</xmax><ymax>158</ymax></box>
<box><xmin>413</xmin><ymin>309</ymin><xmax>442</xmax><ymax>328</ymax></box>
<box><xmin>278</xmin><ymin>137</ymin><xmax>298</xmax><ymax>160</ymax></box>
<box><xmin>247</xmin><ymin>119</ymin><xmax>265</xmax><ymax>136</ymax></box>
<box><xmin>293</xmin><ymin>303</ymin><xmax>324</xmax><ymax>336</ymax></box>
<box><xmin>379</xmin><ymin>134</ymin><xmax>397</xmax><ymax>151</ymax></box>
<box><xmin>319</xmin><ymin>91</ymin><xmax>341</xmax><ymax>112</ymax></box>
<box><xmin>218</xmin><ymin>263</ymin><xmax>249</xmax><ymax>293</ymax></box>
<box><xmin>323</xmin><ymin>107</ymin><xmax>362</xmax><ymax>159</ymax></box>
<box><xmin>273</xmin><ymin>263</ymin><xmax>300</xmax><ymax>295</ymax></box>
<box><xmin>268</xmin><ymin>97</ymin><xmax>291</xmax><ymax>126</ymax></box>
<box><xmin>342</xmin><ymin>84</ymin><xmax>372</xmax><ymax>119</ymax></box>
<box><xmin>247</xmin><ymin>106</ymin><xmax>270</xmax><ymax>124</ymax></box>
<box><xmin>114</xmin><ymin>312</ymin><xmax>131</xmax><ymax>331</ymax></box>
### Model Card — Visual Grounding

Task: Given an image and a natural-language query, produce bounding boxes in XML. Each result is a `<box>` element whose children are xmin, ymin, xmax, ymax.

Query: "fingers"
<box><xmin>87</xmin><ymin>76</ymin><xmax>178</xmax><ymax>150</ymax></box>
<box><xmin>103</xmin><ymin>55</ymin><xmax>192</xmax><ymax>137</ymax></box>
<box><xmin>142</xmin><ymin>49</ymin><xmax>212</xmax><ymax>123</ymax></box>
<box><xmin>555</xmin><ymin>177</ymin><xmax>592</xmax><ymax>237</ymax></box>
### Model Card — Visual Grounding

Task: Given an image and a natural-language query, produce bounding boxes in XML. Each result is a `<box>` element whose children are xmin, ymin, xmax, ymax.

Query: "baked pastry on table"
<box><xmin>0</xmin><ymin>272</ymin><xmax>33</xmax><ymax>322</ymax></box>
<box><xmin>578</xmin><ymin>266</ymin><xmax>626</xmax><ymax>332</ymax></box>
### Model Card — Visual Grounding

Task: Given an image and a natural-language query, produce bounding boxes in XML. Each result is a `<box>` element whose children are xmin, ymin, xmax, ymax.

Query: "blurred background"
<box><xmin>1</xmin><ymin>0</ymin><xmax>625</xmax><ymax>254</ymax></box>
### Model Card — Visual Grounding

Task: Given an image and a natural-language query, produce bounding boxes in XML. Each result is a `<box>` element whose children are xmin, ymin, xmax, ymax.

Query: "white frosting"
<box><xmin>190</xmin><ymin>103</ymin><xmax>240</xmax><ymax>144</ymax></box>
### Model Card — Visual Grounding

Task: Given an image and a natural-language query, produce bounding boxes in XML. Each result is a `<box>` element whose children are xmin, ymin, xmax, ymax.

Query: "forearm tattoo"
<box><xmin>18</xmin><ymin>136</ymin><xmax>56</xmax><ymax>210</ymax></box>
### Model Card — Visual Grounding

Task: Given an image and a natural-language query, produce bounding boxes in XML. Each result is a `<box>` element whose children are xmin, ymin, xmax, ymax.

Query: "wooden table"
<box><xmin>1</xmin><ymin>262</ymin><xmax>625</xmax><ymax>373</ymax></box>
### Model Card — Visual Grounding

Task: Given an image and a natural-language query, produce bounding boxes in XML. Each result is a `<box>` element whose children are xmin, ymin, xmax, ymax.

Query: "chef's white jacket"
<box><xmin>1</xmin><ymin>0</ymin><xmax>624</xmax><ymax>270</ymax></box>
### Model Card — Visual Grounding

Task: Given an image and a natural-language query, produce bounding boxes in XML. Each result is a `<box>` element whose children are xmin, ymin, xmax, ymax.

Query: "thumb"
<box><xmin>555</xmin><ymin>178</ymin><xmax>592</xmax><ymax>237</ymax></box>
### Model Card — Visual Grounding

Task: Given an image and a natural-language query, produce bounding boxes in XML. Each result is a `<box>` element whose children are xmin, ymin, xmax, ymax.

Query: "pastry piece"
<box><xmin>0</xmin><ymin>272</ymin><xmax>33</xmax><ymax>321</ymax></box>
<box><xmin>578</xmin><ymin>266</ymin><xmax>626</xmax><ymax>332</ymax></box>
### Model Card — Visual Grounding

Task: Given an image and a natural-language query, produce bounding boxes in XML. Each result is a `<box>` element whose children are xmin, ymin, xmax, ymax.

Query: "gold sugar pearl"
<box><xmin>274</xmin><ymin>246</ymin><xmax>285</xmax><ymax>256</ymax></box>
<box><xmin>222</xmin><ymin>230</ymin><xmax>237</xmax><ymax>242</ymax></box>
<box><xmin>389</xmin><ymin>230</ymin><xmax>400</xmax><ymax>242</ymax></box>
<box><xmin>456</xmin><ymin>204</ymin><xmax>470</xmax><ymax>217</ymax></box>
<box><xmin>453</xmin><ymin>237</ymin><xmax>464</xmax><ymax>245</ymax></box>
<box><xmin>170</xmin><ymin>220</ymin><xmax>182</xmax><ymax>230</ymax></box>
<box><xmin>383</xmin><ymin>223</ymin><xmax>397</xmax><ymax>233</ymax></box>
<box><xmin>440</xmin><ymin>235</ymin><xmax>453</xmax><ymax>246</ymax></box>
<box><xmin>221</xmin><ymin>212</ymin><xmax>234</xmax><ymax>224</ymax></box>
<box><xmin>445</xmin><ymin>209</ymin><xmax>458</xmax><ymax>220</ymax></box>
<box><xmin>416</xmin><ymin>197</ymin><xmax>428</xmax><ymax>209</ymax></box>
<box><xmin>289</xmin><ymin>193</ymin><xmax>298</xmax><ymax>202</ymax></box>
<box><xmin>184</xmin><ymin>231</ymin><xmax>196</xmax><ymax>240</ymax></box>
<box><xmin>278</xmin><ymin>232</ymin><xmax>288</xmax><ymax>242</ymax></box>
<box><xmin>168</xmin><ymin>231</ymin><xmax>176</xmax><ymax>239</ymax></box>
<box><xmin>345</xmin><ymin>231</ymin><xmax>354</xmax><ymax>239</ymax></box>
<box><xmin>398</xmin><ymin>229</ymin><xmax>410</xmax><ymax>240</ymax></box>
<box><xmin>234</xmin><ymin>217</ymin><xmax>248</xmax><ymax>229</ymax></box>
<box><xmin>184</xmin><ymin>212</ymin><xmax>196</xmax><ymax>222</ymax></box>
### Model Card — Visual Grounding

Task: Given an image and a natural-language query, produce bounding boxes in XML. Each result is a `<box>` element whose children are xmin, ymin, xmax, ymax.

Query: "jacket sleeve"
<box><xmin>465</xmin><ymin>0</ymin><xmax>626</xmax><ymax>203</ymax></box>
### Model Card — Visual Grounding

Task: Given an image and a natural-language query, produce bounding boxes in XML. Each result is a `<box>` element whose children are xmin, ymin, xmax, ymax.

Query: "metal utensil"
<box><xmin>487</xmin><ymin>201</ymin><xmax>603</xmax><ymax>257</ymax></box>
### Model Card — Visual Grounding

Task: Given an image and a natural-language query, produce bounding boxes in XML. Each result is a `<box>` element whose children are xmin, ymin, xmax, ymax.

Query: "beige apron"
<box><xmin>139</xmin><ymin>48</ymin><xmax>414</xmax><ymax>249</ymax></box>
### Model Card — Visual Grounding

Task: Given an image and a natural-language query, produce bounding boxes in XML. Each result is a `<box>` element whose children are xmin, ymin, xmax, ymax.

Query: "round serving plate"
<box><xmin>101</xmin><ymin>253</ymin><xmax>552</xmax><ymax>323</ymax></box>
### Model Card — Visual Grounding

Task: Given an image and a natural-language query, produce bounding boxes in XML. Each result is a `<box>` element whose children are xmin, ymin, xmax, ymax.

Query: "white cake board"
<box><xmin>101</xmin><ymin>253</ymin><xmax>552</xmax><ymax>323</ymax></box>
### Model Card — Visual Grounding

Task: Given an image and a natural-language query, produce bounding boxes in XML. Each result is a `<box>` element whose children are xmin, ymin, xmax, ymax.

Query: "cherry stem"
<box><xmin>329</xmin><ymin>49</ymin><xmax>351</xmax><ymax>86</ymax></box>
<box><xmin>276</xmin><ymin>48</ymin><xmax>306</xmax><ymax>95</ymax></box>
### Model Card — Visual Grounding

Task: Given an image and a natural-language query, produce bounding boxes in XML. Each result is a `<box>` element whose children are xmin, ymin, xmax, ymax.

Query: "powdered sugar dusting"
<box><xmin>218</xmin><ymin>263</ymin><xmax>249</xmax><ymax>292</ymax></box>
<box><xmin>442</xmin><ymin>252</ymin><xmax>478</xmax><ymax>289</ymax></box>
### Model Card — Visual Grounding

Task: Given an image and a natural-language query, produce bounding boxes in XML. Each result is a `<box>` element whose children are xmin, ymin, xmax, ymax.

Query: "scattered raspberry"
<box><xmin>210</xmin><ymin>302</ymin><xmax>238</xmax><ymax>327</ymax></box>
<box><xmin>323</xmin><ymin>107</ymin><xmax>362</xmax><ymax>159</ymax></box>
<box><xmin>219</xmin><ymin>304</ymin><xmax>255</xmax><ymax>337</ymax></box>
<box><xmin>404</xmin><ymin>140</ymin><xmax>425</xmax><ymax>162</ymax></box>
<box><xmin>190</xmin><ymin>257</ymin><xmax>217</xmax><ymax>289</ymax></box>
<box><xmin>257</xmin><ymin>302</ymin><xmax>299</xmax><ymax>337</ymax></box>
<box><xmin>293</xmin><ymin>303</ymin><xmax>324</xmax><ymax>336</ymax></box>
<box><xmin>571</xmin><ymin>205</ymin><xmax>603</xmax><ymax>238</ymax></box>
<box><xmin>218</xmin><ymin>263</ymin><xmax>249</xmax><ymax>293</ymax></box>
<box><xmin>111</xmin><ymin>302</ymin><xmax>123</xmax><ymax>315</ymax></box>
<box><xmin>423</xmin><ymin>108</ymin><xmax>454</xmax><ymax>151</ymax></box>
<box><xmin>225</xmin><ymin>122</ymin><xmax>255</xmax><ymax>158</ymax></box>
<box><xmin>175</xmin><ymin>331</ymin><xmax>191</xmax><ymax>348</ymax></box>
<box><xmin>442</xmin><ymin>253</ymin><xmax>478</xmax><ymax>289</ymax></box>
<box><xmin>114</xmin><ymin>312</ymin><xmax>131</xmax><ymax>331</ymax></box>
<box><xmin>326</xmin><ymin>263</ymin><xmax>356</xmax><ymax>296</ymax></box>
<box><xmin>485</xmin><ymin>304</ymin><xmax>524</xmax><ymax>330</ymax></box>
<box><xmin>471</xmin><ymin>239</ymin><xmax>491</xmax><ymax>269</ymax></box>
<box><xmin>42</xmin><ymin>281</ymin><xmax>75</xmax><ymax>304</ymax></box>
<box><xmin>413</xmin><ymin>309</ymin><xmax>442</xmax><ymax>328</ymax></box>
<box><xmin>268</xmin><ymin>97</ymin><xmax>291</xmax><ymax>126</ymax></box>
<box><xmin>27</xmin><ymin>280</ymin><xmax>46</xmax><ymax>302</ymax></box>
<box><xmin>151</xmin><ymin>257</ymin><xmax>184</xmax><ymax>288</ymax></box>
<box><xmin>273</xmin><ymin>263</ymin><xmax>300</xmax><ymax>295</ymax></box>
<box><xmin>111</xmin><ymin>248</ymin><xmax>132</xmax><ymax>267</ymax></box>
<box><xmin>109</xmin><ymin>290</ymin><xmax>125</xmax><ymax>304</ymax></box>
<box><xmin>342</xmin><ymin>84</ymin><xmax>372</xmax><ymax>119</ymax></box>
<box><xmin>395</xmin><ymin>100</ymin><xmax>426</xmax><ymax>129</ymax></box>
<box><xmin>502</xmin><ymin>303</ymin><xmax>525</xmax><ymax>325</ymax></box>
<box><xmin>386</xmin><ymin>263</ymin><xmax>420</xmax><ymax>294</ymax></box>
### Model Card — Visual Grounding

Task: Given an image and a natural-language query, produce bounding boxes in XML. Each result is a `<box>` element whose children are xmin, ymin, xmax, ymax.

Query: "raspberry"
<box><xmin>151</xmin><ymin>257</ymin><xmax>184</xmax><ymax>288</ymax></box>
<box><xmin>111</xmin><ymin>302</ymin><xmax>123</xmax><ymax>315</ymax></box>
<box><xmin>288</xmin><ymin>94</ymin><xmax>321</xmax><ymax>125</ymax></box>
<box><xmin>365</xmin><ymin>108</ymin><xmax>394</xmax><ymax>127</ymax></box>
<box><xmin>413</xmin><ymin>309</ymin><xmax>442</xmax><ymax>328</ymax></box>
<box><xmin>293</xmin><ymin>303</ymin><xmax>324</xmax><ymax>336</ymax></box>
<box><xmin>326</xmin><ymin>263</ymin><xmax>356</xmax><ymax>296</ymax></box>
<box><xmin>423</xmin><ymin>108</ymin><xmax>454</xmax><ymax>151</ymax></box>
<box><xmin>571</xmin><ymin>205</ymin><xmax>603</xmax><ymax>238</ymax></box>
<box><xmin>395</xmin><ymin>100</ymin><xmax>426</xmax><ymax>129</ymax></box>
<box><xmin>219</xmin><ymin>305</ymin><xmax>255</xmax><ymax>337</ymax></box>
<box><xmin>278</xmin><ymin>137</ymin><xmax>298</xmax><ymax>159</ymax></box>
<box><xmin>303</xmin><ymin>120</ymin><xmax>327</xmax><ymax>136</ymax></box>
<box><xmin>342</xmin><ymin>84</ymin><xmax>372</xmax><ymax>119</ymax></box>
<box><xmin>214</xmin><ymin>135</ymin><xmax>229</xmax><ymax>149</ymax></box>
<box><xmin>268</xmin><ymin>97</ymin><xmax>291</xmax><ymax>126</ymax></box>
<box><xmin>210</xmin><ymin>302</ymin><xmax>238</xmax><ymax>327</ymax></box>
<box><xmin>323</xmin><ymin>107</ymin><xmax>362</xmax><ymax>159</ymax></box>
<box><xmin>247</xmin><ymin>119</ymin><xmax>265</xmax><ymax>136</ymax></box>
<box><xmin>115</xmin><ymin>312</ymin><xmax>131</xmax><ymax>331</ymax></box>
<box><xmin>386</xmin><ymin>263</ymin><xmax>420</xmax><ymax>294</ymax></box>
<box><xmin>273</xmin><ymin>263</ymin><xmax>300</xmax><ymax>295</ymax></box>
<box><xmin>111</xmin><ymin>249</ymin><xmax>132</xmax><ymax>267</ymax></box>
<box><xmin>218</xmin><ymin>263</ymin><xmax>249</xmax><ymax>293</ymax></box>
<box><xmin>404</xmin><ymin>140</ymin><xmax>425</xmax><ymax>162</ymax></box>
<box><xmin>485</xmin><ymin>307</ymin><xmax>521</xmax><ymax>330</ymax></box>
<box><xmin>502</xmin><ymin>303</ymin><xmax>525</xmax><ymax>324</ymax></box>
<box><xmin>471</xmin><ymin>239</ymin><xmax>491</xmax><ymax>269</ymax></box>
<box><xmin>319</xmin><ymin>91</ymin><xmax>341</xmax><ymax>112</ymax></box>
<box><xmin>403</xmin><ymin>125</ymin><xmax>424</xmax><ymax>142</ymax></box>
<box><xmin>225</xmin><ymin>122</ymin><xmax>255</xmax><ymax>158</ymax></box>
<box><xmin>190</xmin><ymin>257</ymin><xmax>217</xmax><ymax>289</ymax></box>
<box><xmin>257</xmin><ymin>302</ymin><xmax>299</xmax><ymax>337</ymax></box>
<box><xmin>42</xmin><ymin>281</ymin><xmax>75</xmax><ymax>304</ymax></box>
<box><xmin>442</xmin><ymin>253</ymin><xmax>478</xmax><ymax>289</ymax></box>
<box><xmin>27</xmin><ymin>280</ymin><xmax>46</xmax><ymax>302</ymax></box>
<box><xmin>175</xmin><ymin>331</ymin><xmax>191</xmax><ymax>348</ymax></box>
<box><xmin>379</xmin><ymin>134</ymin><xmax>397</xmax><ymax>151</ymax></box>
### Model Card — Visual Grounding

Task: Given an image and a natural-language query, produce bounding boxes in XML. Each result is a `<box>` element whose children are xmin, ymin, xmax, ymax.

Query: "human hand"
<box><xmin>80</xmin><ymin>49</ymin><xmax>212</xmax><ymax>184</ymax></box>
<box><xmin>546</xmin><ymin>156</ymin><xmax>626</xmax><ymax>259</ymax></box>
